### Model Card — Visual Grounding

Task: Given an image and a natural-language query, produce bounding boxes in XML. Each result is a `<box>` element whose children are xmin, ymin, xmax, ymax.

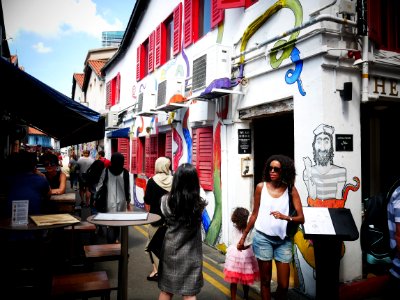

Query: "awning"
<box><xmin>106</xmin><ymin>127</ymin><xmax>130</xmax><ymax>138</ymax></box>
<box><xmin>0</xmin><ymin>58</ymin><xmax>105</xmax><ymax>147</ymax></box>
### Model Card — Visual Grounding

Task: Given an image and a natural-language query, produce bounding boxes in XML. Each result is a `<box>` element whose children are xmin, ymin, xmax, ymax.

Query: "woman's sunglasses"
<box><xmin>269</xmin><ymin>166</ymin><xmax>281</xmax><ymax>173</ymax></box>
<box><xmin>44</xmin><ymin>162</ymin><xmax>57</xmax><ymax>167</ymax></box>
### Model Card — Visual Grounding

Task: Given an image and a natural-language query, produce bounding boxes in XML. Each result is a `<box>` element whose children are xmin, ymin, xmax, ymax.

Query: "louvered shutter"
<box><xmin>131</xmin><ymin>138</ymin><xmax>138</xmax><ymax>173</ymax></box>
<box><xmin>155</xmin><ymin>24</ymin><xmax>167</xmax><ymax>68</ymax></box>
<box><xmin>244</xmin><ymin>0</ymin><xmax>257</xmax><ymax>8</ymax></box>
<box><xmin>145</xmin><ymin>135</ymin><xmax>158</xmax><ymax>177</ymax></box>
<box><xmin>136</xmin><ymin>44</ymin><xmax>145</xmax><ymax>81</ymax></box>
<box><xmin>148</xmin><ymin>31</ymin><xmax>155</xmax><ymax>73</ymax></box>
<box><xmin>183</xmin><ymin>0</ymin><xmax>193</xmax><ymax>48</ymax></box>
<box><xmin>165</xmin><ymin>131</ymin><xmax>172</xmax><ymax>159</ymax></box>
<box><xmin>211</xmin><ymin>0</ymin><xmax>224</xmax><ymax>28</ymax></box>
<box><xmin>216</xmin><ymin>0</ymin><xmax>245</xmax><ymax>9</ymax></box>
<box><xmin>193</xmin><ymin>127</ymin><xmax>213</xmax><ymax>191</ymax></box>
<box><xmin>115</xmin><ymin>73</ymin><xmax>121</xmax><ymax>104</ymax></box>
<box><xmin>367</xmin><ymin>0</ymin><xmax>382</xmax><ymax>48</ymax></box>
<box><xmin>118</xmin><ymin>138</ymin><xmax>130</xmax><ymax>170</ymax></box>
<box><xmin>173</xmin><ymin>3</ymin><xmax>182</xmax><ymax>55</ymax></box>
<box><xmin>106</xmin><ymin>81</ymin><xmax>112</xmax><ymax>109</ymax></box>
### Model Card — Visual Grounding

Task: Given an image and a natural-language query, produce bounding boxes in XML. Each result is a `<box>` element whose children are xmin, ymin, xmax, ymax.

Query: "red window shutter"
<box><xmin>217</xmin><ymin>0</ymin><xmax>245</xmax><ymax>9</ymax></box>
<box><xmin>115</xmin><ymin>73</ymin><xmax>121</xmax><ymax>104</ymax></box>
<box><xmin>145</xmin><ymin>135</ymin><xmax>158</xmax><ymax>177</ymax></box>
<box><xmin>367</xmin><ymin>0</ymin><xmax>382</xmax><ymax>48</ymax></box>
<box><xmin>165</xmin><ymin>131</ymin><xmax>172</xmax><ymax>159</ymax></box>
<box><xmin>173</xmin><ymin>3</ymin><xmax>182</xmax><ymax>55</ymax></box>
<box><xmin>148</xmin><ymin>31</ymin><xmax>155</xmax><ymax>73</ymax></box>
<box><xmin>136</xmin><ymin>44</ymin><xmax>145</xmax><ymax>81</ymax></box>
<box><xmin>193</xmin><ymin>127</ymin><xmax>213</xmax><ymax>191</ymax></box>
<box><xmin>131</xmin><ymin>138</ymin><xmax>138</xmax><ymax>173</ymax></box>
<box><xmin>155</xmin><ymin>23</ymin><xmax>167</xmax><ymax>68</ymax></box>
<box><xmin>118</xmin><ymin>138</ymin><xmax>130</xmax><ymax>170</ymax></box>
<box><xmin>211</xmin><ymin>0</ymin><xmax>224</xmax><ymax>29</ymax></box>
<box><xmin>145</xmin><ymin>136</ymin><xmax>151</xmax><ymax>176</ymax></box>
<box><xmin>183</xmin><ymin>0</ymin><xmax>193</xmax><ymax>48</ymax></box>
<box><xmin>106</xmin><ymin>81</ymin><xmax>112</xmax><ymax>109</ymax></box>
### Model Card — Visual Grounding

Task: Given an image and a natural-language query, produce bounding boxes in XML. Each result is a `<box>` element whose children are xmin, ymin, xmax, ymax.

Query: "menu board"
<box><xmin>12</xmin><ymin>200</ymin><xmax>29</xmax><ymax>225</ymax></box>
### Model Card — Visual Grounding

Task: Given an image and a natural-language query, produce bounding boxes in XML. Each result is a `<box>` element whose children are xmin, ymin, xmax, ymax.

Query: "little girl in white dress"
<box><xmin>224</xmin><ymin>207</ymin><xmax>259</xmax><ymax>300</ymax></box>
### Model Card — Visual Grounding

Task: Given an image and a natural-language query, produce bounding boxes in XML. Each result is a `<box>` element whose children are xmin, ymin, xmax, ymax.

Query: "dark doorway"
<box><xmin>253</xmin><ymin>112</ymin><xmax>294</xmax><ymax>186</ymax></box>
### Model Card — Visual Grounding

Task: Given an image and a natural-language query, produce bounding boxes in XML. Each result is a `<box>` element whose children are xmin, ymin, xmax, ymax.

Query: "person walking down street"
<box><xmin>98</xmin><ymin>150</ymin><xmax>111</xmax><ymax>168</ymax></box>
<box><xmin>42</xmin><ymin>153</ymin><xmax>67</xmax><ymax>195</ymax></box>
<box><xmin>68</xmin><ymin>152</ymin><xmax>79</xmax><ymax>190</ymax></box>
<box><xmin>385</xmin><ymin>183</ymin><xmax>400</xmax><ymax>298</ymax></box>
<box><xmin>224</xmin><ymin>207</ymin><xmax>259</xmax><ymax>300</ymax></box>
<box><xmin>237</xmin><ymin>154</ymin><xmax>304</xmax><ymax>300</ymax></box>
<box><xmin>77</xmin><ymin>150</ymin><xmax>94</xmax><ymax>207</ymax></box>
<box><xmin>95</xmin><ymin>152</ymin><xmax>131</xmax><ymax>243</ymax></box>
<box><xmin>144</xmin><ymin>157</ymin><xmax>173</xmax><ymax>282</ymax></box>
<box><xmin>158</xmin><ymin>163</ymin><xmax>207</xmax><ymax>300</ymax></box>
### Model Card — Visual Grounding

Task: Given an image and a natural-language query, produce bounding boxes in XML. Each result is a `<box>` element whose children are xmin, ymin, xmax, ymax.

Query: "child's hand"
<box><xmin>237</xmin><ymin>237</ymin><xmax>246</xmax><ymax>251</ymax></box>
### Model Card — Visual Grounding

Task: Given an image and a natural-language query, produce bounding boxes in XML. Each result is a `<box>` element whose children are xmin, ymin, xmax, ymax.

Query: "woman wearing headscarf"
<box><xmin>95</xmin><ymin>152</ymin><xmax>131</xmax><ymax>243</ymax></box>
<box><xmin>144</xmin><ymin>157</ymin><xmax>173</xmax><ymax>281</ymax></box>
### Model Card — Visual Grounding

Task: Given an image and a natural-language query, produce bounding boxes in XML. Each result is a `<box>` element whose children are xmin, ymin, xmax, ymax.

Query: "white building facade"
<box><xmin>100</xmin><ymin>0</ymin><xmax>400</xmax><ymax>297</ymax></box>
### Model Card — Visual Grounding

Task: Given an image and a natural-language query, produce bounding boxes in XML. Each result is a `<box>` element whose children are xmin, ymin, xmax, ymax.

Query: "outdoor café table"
<box><xmin>87</xmin><ymin>212</ymin><xmax>161</xmax><ymax>300</ymax></box>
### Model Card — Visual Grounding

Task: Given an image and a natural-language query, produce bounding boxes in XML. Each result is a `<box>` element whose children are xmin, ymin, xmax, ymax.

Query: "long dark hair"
<box><xmin>167</xmin><ymin>163</ymin><xmax>207</xmax><ymax>227</ymax></box>
<box><xmin>109</xmin><ymin>152</ymin><xmax>124</xmax><ymax>176</ymax></box>
<box><xmin>262</xmin><ymin>154</ymin><xmax>296</xmax><ymax>186</ymax></box>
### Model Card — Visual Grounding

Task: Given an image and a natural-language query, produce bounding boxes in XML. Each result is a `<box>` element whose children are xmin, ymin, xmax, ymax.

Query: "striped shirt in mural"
<box><xmin>387</xmin><ymin>186</ymin><xmax>400</xmax><ymax>279</ymax></box>
<box><xmin>304</xmin><ymin>165</ymin><xmax>346</xmax><ymax>199</ymax></box>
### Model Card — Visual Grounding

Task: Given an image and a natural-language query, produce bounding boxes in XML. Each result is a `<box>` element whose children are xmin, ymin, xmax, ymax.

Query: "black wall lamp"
<box><xmin>338</xmin><ymin>82</ymin><xmax>352</xmax><ymax>101</ymax></box>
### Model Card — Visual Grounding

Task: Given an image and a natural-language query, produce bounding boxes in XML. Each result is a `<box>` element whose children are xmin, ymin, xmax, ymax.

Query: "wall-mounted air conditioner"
<box><xmin>192</xmin><ymin>44</ymin><xmax>232</xmax><ymax>91</ymax></box>
<box><xmin>105</xmin><ymin>111</ymin><xmax>118</xmax><ymax>128</ymax></box>
<box><xmin>156</xmin><ymin>78</ymin><xmax>185</xmax><ymax>107</ymax></box>
<box><xmin>135</xmin><ymin>90</ymin><xmax>157</xmax><ymax>116</ymax></box>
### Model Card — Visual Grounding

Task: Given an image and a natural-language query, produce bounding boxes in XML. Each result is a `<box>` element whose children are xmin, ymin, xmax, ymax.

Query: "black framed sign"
<box><xmin>335</xmin><ymin>134</ymin><xmax>353</xmax><ymax>152</ymax></box>
<box><xmin>238</xmin><ymin>129</ymin><xmax>251</xmax><ymax>154</ymax></box>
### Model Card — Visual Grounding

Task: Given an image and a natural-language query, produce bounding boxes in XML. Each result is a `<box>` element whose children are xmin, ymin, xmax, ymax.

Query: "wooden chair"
<box><xmin>51</xmin><ymin>270</ymin><xmax>111</xmax><ymax>299</ymax></box>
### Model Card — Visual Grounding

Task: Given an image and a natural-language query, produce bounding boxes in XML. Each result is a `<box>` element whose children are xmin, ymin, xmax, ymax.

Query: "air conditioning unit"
<box><xmin>156</xmin><ymin>78</ymin><xmax>185</xmax><ymax>107</ymax></box>
<box><xmin>105</xmin><ymin>111</ymin><xmax>118</xmax><ymax>128</ymax></box>
<box><xmin>192</xmin><ymin>44</ymin><xmax>232</xmax><ymax>91</ymax></box>
<box><xmin>136</xmin><ymin>90</ymin><xmax>157</xmax><ymax>116</ymax></box>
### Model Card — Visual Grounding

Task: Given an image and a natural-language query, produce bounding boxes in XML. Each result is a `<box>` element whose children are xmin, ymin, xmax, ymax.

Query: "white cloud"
<box><xmin>32</xmin><ymin>42</ymin><xmax>52</xmax><ymax>53</ymax></box>
<box><xmin>2</xmin><ymin>0</ymin><xmax>124</xmax><ymax>40</ymax></box>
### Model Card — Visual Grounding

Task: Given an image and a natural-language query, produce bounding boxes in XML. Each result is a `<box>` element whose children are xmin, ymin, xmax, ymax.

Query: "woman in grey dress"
<box><xmin>158</xmin><ymin>163</ymin><xmax>207</xmax><ymax>300</ymax></box>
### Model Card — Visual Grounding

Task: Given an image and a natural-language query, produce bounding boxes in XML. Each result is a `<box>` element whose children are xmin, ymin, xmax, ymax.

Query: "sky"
<box><xmin>2</xmin><ymin>0</ymin><xmax>135</xmax><ymax>97</ymax></box>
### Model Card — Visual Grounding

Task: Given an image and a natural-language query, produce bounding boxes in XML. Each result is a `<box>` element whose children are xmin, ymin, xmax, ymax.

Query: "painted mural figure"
<box><xmin>303</xmin><ymin>124</ymin><xmax>346</xmax><ymax>207</ymax></box>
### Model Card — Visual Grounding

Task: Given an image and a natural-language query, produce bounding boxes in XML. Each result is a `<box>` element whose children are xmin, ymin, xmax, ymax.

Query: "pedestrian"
<box><xmin>224</xmin><ymin>207</ymin><xmax>259</xmax><ymax>300</ymax></box>
<box><xmin>98</xmin><ymin>150</ymin><xmax>111</xmax><ymax>168</ymax></box>
<box><xmin>95</xmin><ymin>152</ymin><xmax>131</xmax><ymax>243</ymax></box>
<box><xmin>385</xmin><ymin>182</ymin><xmax>400</xmax><ymax>298</ymax></box>
<box><xmin>42</xmin><ymin>152</ymin><xmax>67</xmax><ymax>195</ymax></box>
<box><xmin>68</xmin><ymin>152</ymin><xmax>79</xmax><ymax>190</ymax></box>
<box><xmin>144</xmin><ymin>157</ymin><xmax>173</xmax><ymax>282</ymax></box>
<box><xmin>158</xmin><ymin>163</ymin><xmax>207</xmax><ymax>300</ymax></box>
<box><xmin>77</xmin><ymin>150</ymin><xmax>95</xmax><ymax>207</ymax></box>
<box><xmin>237</xmin><ymin>154</ymin><xmax>304</xmax><ymax>300</ymax></box>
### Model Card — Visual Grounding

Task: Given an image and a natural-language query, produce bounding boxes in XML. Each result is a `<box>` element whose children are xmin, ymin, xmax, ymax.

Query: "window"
<box><xmin>155</xmin><ymin>3</ymin><xmax>182</xmax><ymax>68</ymax></box>
<box><xmin>106</xmin><ymin>73</ymin><xmax>121</xmax><ymax>109</ymax></box>
<box><xmin>217</xmin><ymin>0</ymin><xmax>257</xmax><ymax>9</ymax></box>
<box><xmin>136</xmin><ymin>40</ymin><xmax>148</xmax><ymax>82</ymax></box>
<box><xmin>368</xmin><ymin>0</ymin><xmax>400</xmax><ymax>53</ymax></box>
<box><xmin>183</xmin><ymin>0</ymin><xmax>224</xmax><ymax>48</ymax></box>
<box><xmin>131</xmin><ymin>138</ymin><xmax>138</xmax><ymax>173</ymax></box>
<box><xmin>192</xmin><ymin>127</ymin><xmax>213</xmax><ymax>190</ymax></box>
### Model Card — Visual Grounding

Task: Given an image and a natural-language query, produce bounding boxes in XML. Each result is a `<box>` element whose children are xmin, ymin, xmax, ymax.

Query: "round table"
<box><xmin>87</xmin><ymin>212</ymin><xmax>161</xmax><ymax>300</ymax></box>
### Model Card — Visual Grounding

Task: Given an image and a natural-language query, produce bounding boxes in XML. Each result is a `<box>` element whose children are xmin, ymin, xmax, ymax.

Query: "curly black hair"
<box><xmin>231</xmin><ymin>207</ymin><xmax>249</xmax><ymax>231</ymax></box>
<box><xmin>262</xmin><ymin>154</ymin><xmax>296</xmax><ymax>186</ymax></box>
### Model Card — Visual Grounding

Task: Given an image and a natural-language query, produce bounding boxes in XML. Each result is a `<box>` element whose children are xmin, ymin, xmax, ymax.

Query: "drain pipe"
<box><xmin>357</xmin><ymin>0</ymin><xmax>369</xmax><ymax>102</ymax></box>
<box><xmin>232</xmin><ymin>14</ymin><xmax>357</xmax><ymax>62</ymax></box>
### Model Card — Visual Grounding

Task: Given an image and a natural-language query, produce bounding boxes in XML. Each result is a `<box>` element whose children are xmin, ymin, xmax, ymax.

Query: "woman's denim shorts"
<box><xmin>252</xmin><ymin>230</ymin><xmax>293</xmax><ymax>263</ymax></box>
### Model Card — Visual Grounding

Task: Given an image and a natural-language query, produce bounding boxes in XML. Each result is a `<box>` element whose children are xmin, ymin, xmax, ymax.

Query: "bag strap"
<box><xmin>288</xmin><ymin>184</ymin><xmax>296</xmax><ymax>216</ymax></box>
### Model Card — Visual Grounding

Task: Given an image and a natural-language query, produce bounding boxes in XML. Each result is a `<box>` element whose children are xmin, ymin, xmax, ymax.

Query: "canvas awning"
<box><xmin>106</xmin><ymin>127</ymin><xmax>130</xmax><ymax>138</ymax></box>
<box><xmin>0</xmin><ymin>58</ymin><xmax>105</xmax><ymax>147</ymax></box>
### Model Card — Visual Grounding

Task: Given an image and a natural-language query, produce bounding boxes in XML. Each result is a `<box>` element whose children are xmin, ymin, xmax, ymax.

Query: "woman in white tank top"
<box><xmin>237</xmin><ymin>154</ymin><xmax>304</xmax><ymax>300</ymax></box>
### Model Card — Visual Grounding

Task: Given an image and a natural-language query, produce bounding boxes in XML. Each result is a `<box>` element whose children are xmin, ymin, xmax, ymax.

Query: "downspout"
<box><xmin>357</xmin><ymin>0</ymin><xmax>369</xmax><ymax>102</ymax></box>
<box><xmin>232</xmin><ymin>14</ymin><xmax>357</xmax><ymax>62</ymax></box>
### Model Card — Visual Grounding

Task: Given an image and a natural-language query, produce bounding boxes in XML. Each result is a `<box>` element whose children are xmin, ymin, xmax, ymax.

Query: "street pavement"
<box><xmin>71</xmin><ymin>184</ymin><xmax>383</xmax><ymax>300</ymax></box>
